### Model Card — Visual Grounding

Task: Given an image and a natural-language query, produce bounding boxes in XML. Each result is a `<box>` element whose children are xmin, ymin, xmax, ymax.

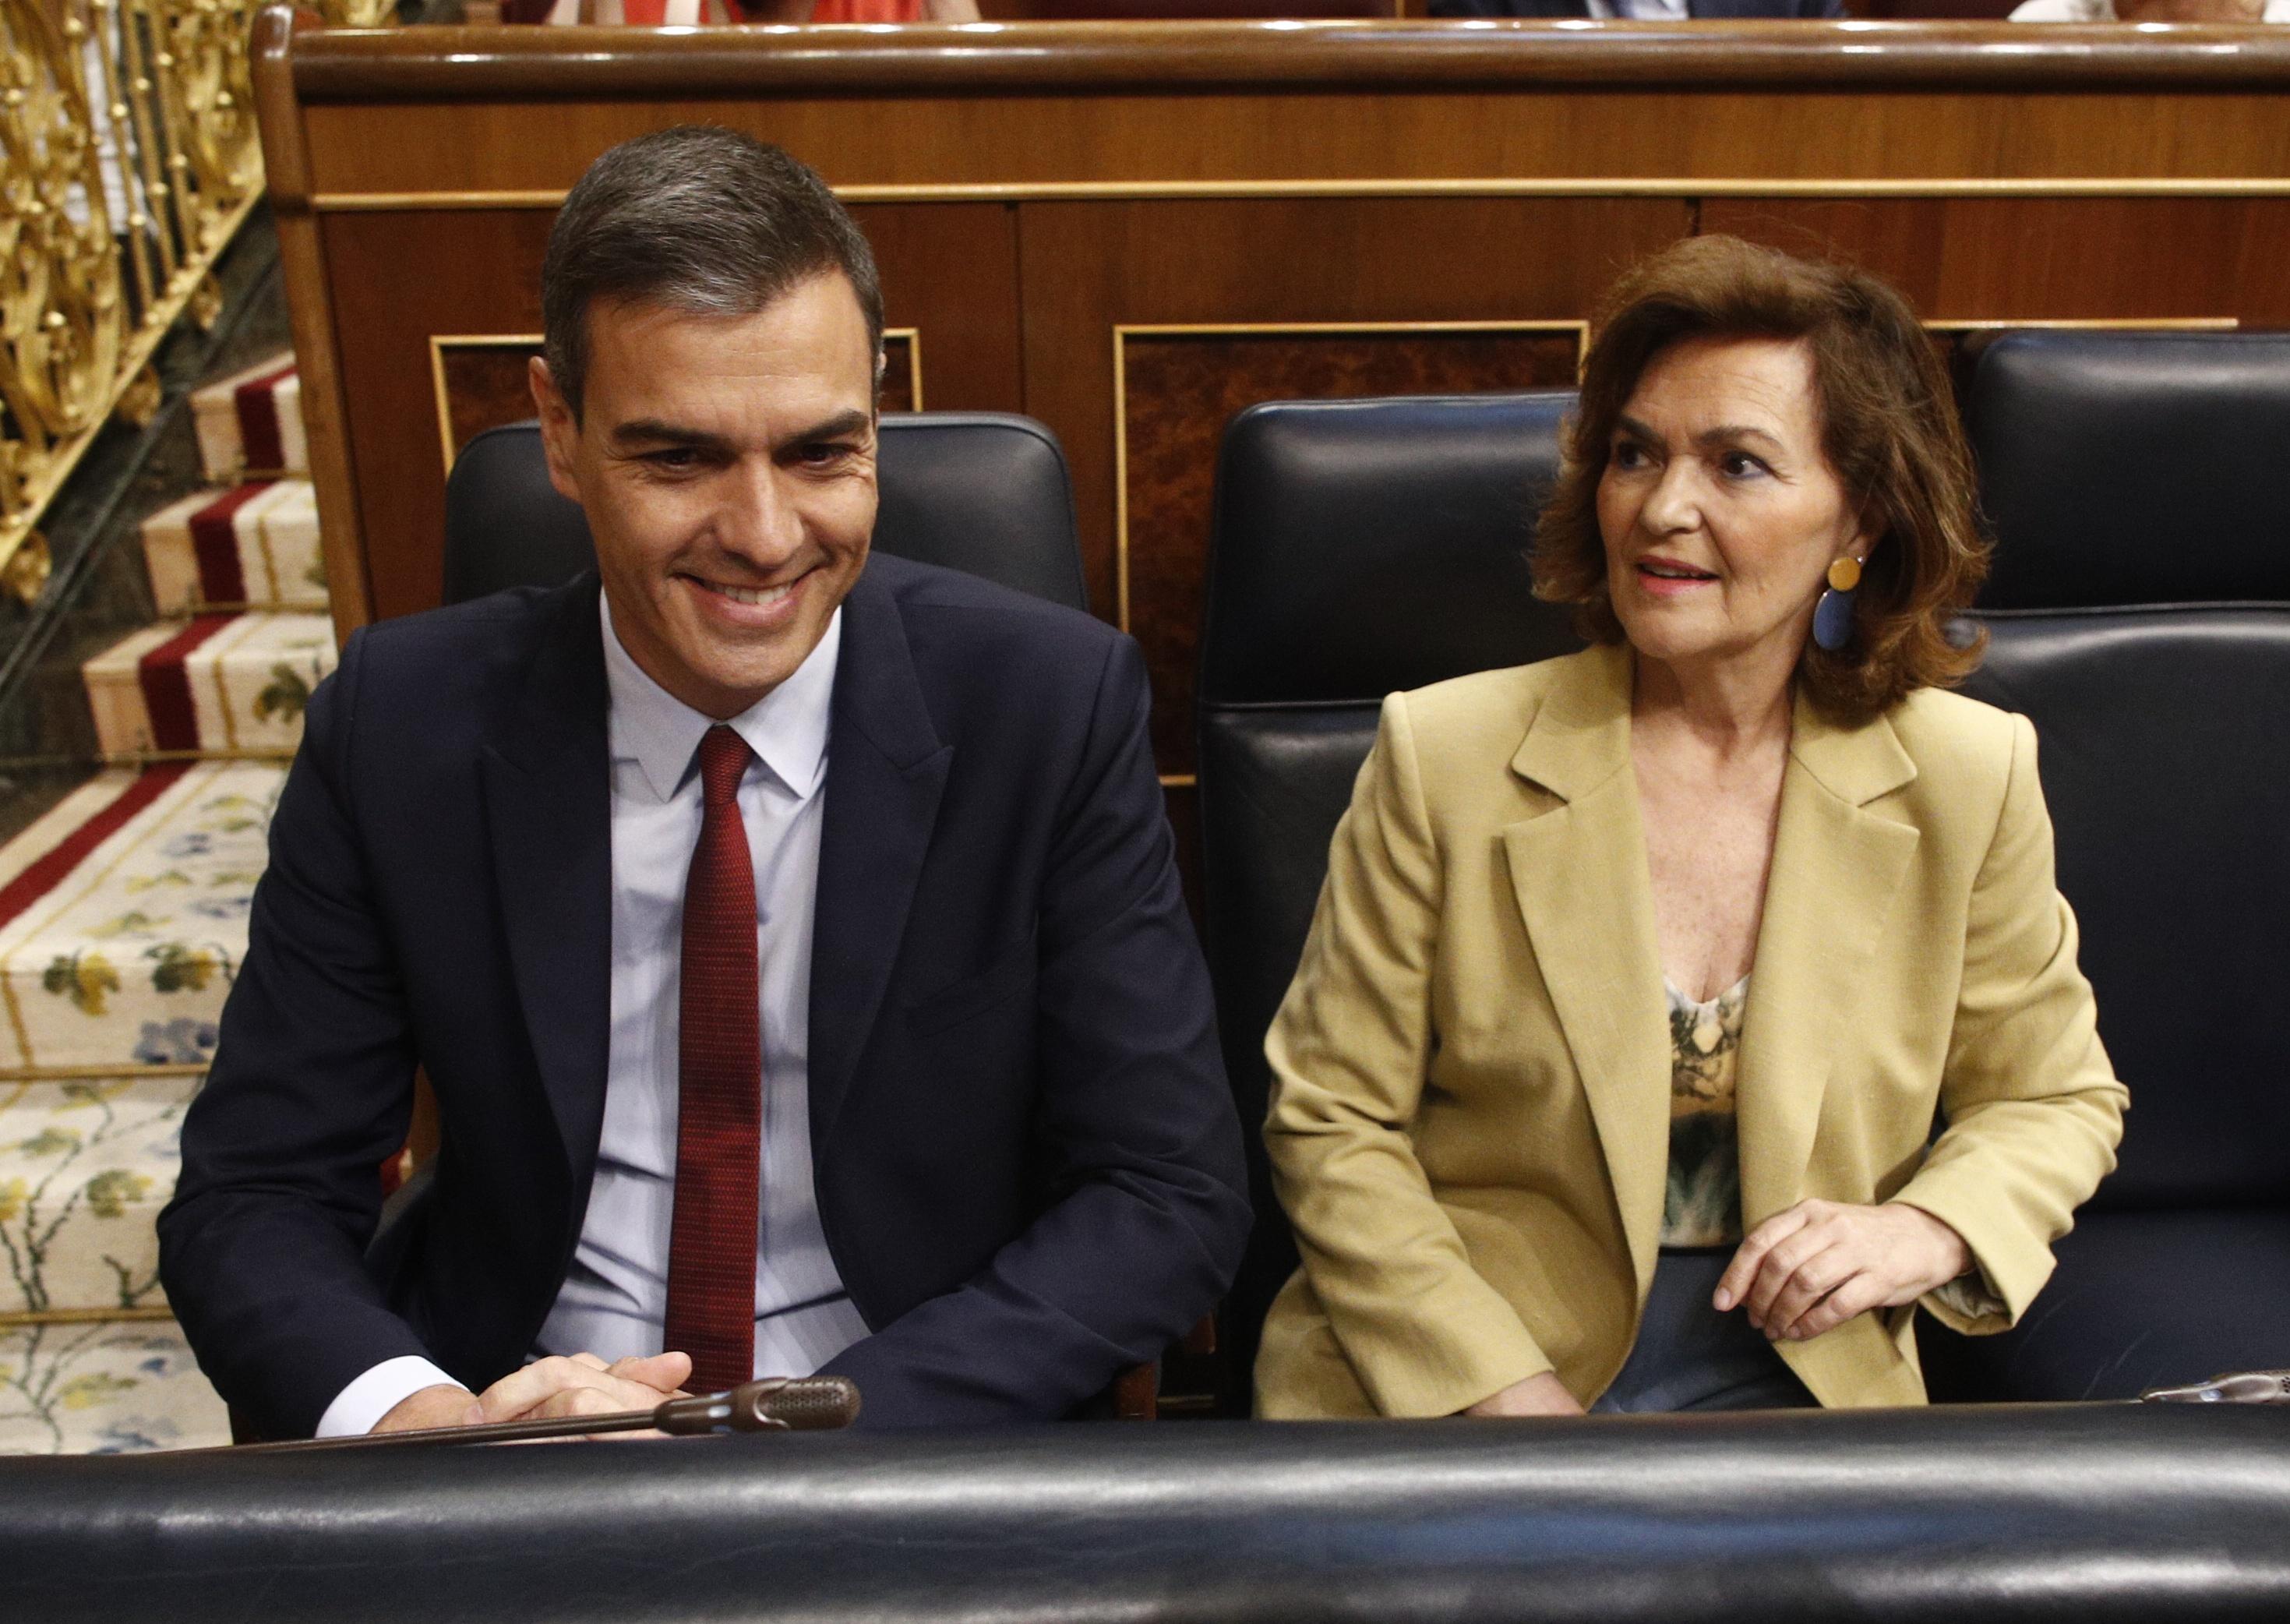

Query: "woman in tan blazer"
<box><xmin>1256</xmin><ymin>238</ymin><xmax>2127</xmax><ymax>1418</ymax></box>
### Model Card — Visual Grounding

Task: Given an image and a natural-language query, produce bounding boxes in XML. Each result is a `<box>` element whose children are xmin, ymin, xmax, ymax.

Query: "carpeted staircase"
<box><xmin>0</xmin><ymin>362</ymin><xmax>316</xmax><ymax>1454</ymax></box>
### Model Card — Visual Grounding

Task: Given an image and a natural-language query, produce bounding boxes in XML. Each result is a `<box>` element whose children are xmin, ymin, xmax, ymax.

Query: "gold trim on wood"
<box><xmin>0</xmin><ymin>1305</ymin><xmax>177</xmax><ymax>1329</ymax></box>
<box><xmin>1923</xmin><ymin>317</ymin><xmax>2239</xmax><ymax>332</ymax></box>
<box><xmin>312</xmin><ymin>177</ymin><xmax>2290</xmax><ymax>214</ymax></box>
<box><xmin>0</xmin><ymin>1062</ymin><xmax>208</xmax><ymax>1082</ymax></box>
<box><xmin>1159</xmin><ymin>773</ymin><xmax>1197</xmax><ymax>789</ymax></box>
<box><xmin>428</xmin><ymin>329</ymin><xmax>927</xmax><ymax>479</ymax></box>
<box><xmin>1112</xmin><ymin>320</ymin><xmax>1590</xmax><ymax>635</ymax></box>
<box><xmin>101</xmin><ymin>748</ymin><xmax>301</xmax><ymax>767</ymax></box>
<box><xmin>902</xmin><ymin>327</ymin><xmax>925</xmax><ymax>413</ymax></box>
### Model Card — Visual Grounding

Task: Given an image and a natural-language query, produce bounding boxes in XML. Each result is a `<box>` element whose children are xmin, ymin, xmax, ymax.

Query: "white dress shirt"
<box><xmin>316</xmin><ymin>597</ymin><xmax>866</xmax><ymax>1435</ymax></box>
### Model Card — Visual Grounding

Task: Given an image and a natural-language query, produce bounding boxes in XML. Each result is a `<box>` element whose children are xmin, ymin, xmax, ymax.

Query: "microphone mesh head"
<box><xmin>746</xmin><ymin>1376</ymin><xmax>861</xmax><ymax>1430</ymax></box>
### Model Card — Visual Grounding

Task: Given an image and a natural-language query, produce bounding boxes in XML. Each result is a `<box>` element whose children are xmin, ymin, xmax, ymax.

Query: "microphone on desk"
<box><xmin>2140</xmin><ymin>1370</ymin><xmax>2290</xmax><ymax>1405</ymax></box>
<box><xmin>221</xmin><ymin>1375</ymin><xmax>862</xmax><ymax>1453</ymax></box>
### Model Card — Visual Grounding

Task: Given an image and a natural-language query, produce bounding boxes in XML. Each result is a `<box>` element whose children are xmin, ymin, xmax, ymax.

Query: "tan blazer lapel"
<box><xmin>1501</xmin><ymin>645</ymin><xmax>1672</xmax><ymax>1294</ymax></box>
<box><xmin>1734</xmin><ymin>693</ymin><xmax>1921</xmax><ymax>1227</ymax></box>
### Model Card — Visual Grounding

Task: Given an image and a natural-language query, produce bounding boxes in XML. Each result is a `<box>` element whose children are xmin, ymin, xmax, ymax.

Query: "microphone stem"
<box><xmin>217</xmin><ymin>1407</ymin><xmax>666</xmax><ymax>1453</ymax></box>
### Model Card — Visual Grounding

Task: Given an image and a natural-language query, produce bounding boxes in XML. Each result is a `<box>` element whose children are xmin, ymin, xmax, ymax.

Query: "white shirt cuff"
<box><xmin>315</xmin><ymin>1355</ymin><xmax>466</xmax><ymax>1438</ymax></box>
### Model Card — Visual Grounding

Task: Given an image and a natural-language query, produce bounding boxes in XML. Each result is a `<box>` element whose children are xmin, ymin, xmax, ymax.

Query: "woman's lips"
<box><xmin>1634</xmin><ymin>560</ymin><xmax>1717</xmax><ymax>598</ymax></box>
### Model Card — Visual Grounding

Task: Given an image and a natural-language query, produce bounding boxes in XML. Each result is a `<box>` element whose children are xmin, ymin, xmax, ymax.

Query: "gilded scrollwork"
<box><xmin>2</xmin><ymin>0</ymin><xmax>390</xmax><ymax>590</ymax></box>
<box><xmin>148</xmin><ymin>0</ymin><xmax>261</xmax><ymax>257</ymax></box>
<box><xmin>1</xmin><ymin>0</ymin><xmax>125</xmax><ymax>531</ymax></box>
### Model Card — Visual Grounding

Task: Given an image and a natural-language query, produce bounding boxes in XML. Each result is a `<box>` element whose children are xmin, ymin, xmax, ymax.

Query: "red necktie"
<box><xmin>663</xmin><ymin>725</ymin><xmax>761</xmax><ymax>1397</ymax></box>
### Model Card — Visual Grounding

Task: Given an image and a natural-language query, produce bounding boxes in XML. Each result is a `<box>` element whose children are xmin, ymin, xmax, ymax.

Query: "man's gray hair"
<box><xmin>542</xmin><ymin>126</ymin><xmax>884</xmax><ymax>422</ymax></box>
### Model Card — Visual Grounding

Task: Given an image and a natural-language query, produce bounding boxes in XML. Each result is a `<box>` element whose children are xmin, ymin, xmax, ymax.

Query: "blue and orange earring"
<box><xmin>1812</xmin><ymin>555</ymin><xmax>1862</xmax><ymax>652</ymax></box>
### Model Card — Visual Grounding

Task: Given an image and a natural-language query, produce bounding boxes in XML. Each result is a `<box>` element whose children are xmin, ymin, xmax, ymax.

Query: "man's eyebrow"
<box><xmin>607</xmin><ymin>419</ymin><xmax>731</xmax><ymax>453</ymax></box>
<box><xmin>788</xmin><ymin>408</ymin><xmax>873</xmax><ymax>446</ymax></box>
<box><xmin>605</xmin><ymin>408</ymin><xmax>873</xmax><ymax>456</ymax></box>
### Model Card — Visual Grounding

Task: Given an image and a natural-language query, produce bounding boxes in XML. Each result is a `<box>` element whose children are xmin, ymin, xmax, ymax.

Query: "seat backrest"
<box><xmin>1196</xmin><ymin>392</ymin><xmax>1581</xmax><ymax>1386</ymax></box>
<box><xmin>441</xmin><ymin>413</ymin><xmax>1089</xmax><ymax>612</ymax></box>
<box><xmin>1964</xmin><ymin>330</ymin><xmax>2290</xmax><ymax>610</ymax></box>
<box><xmin>1959</xmin><ymin>605</ymin><xmax>2290</xmax><ymax>1213</ymax></box>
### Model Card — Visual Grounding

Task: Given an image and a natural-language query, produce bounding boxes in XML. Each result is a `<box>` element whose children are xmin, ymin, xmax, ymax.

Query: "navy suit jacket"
<box><xmin>159</xmin><ymin>556</ymin><xmax>1250</xmax><ymax>1440</ymax></box>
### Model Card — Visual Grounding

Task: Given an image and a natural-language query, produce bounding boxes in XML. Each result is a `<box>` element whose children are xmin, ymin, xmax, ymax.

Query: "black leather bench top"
<box><xmin>6</xmin><ymin>1407</ymin><xmax>2286</xmax><ymax>1621</ymax></box>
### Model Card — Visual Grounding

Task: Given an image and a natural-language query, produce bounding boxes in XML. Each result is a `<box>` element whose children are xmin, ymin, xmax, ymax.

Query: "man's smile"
<box><xmin>676</xmin><ymin>568</ymin><xmax>809</xmax><ymax>630</ymax></box>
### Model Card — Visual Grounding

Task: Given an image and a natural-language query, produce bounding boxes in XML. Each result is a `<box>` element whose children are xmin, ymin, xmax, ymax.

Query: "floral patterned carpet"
<box><xmin>0</xmin><ymin>355</ymin><xmax>311</xmax><ymax>1454</ymax></box>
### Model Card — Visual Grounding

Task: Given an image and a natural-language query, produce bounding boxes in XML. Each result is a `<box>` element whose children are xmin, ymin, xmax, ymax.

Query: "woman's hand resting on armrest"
<box><xmin>1715</xmin><ymin>1199</ymin><xmax>1972</xmax><ymax>1344</ymax></box>
<box><xmin>1460</xmin><ymin>1372</ymin><xmax>1586</xmax><ymax>1417</ymax></box>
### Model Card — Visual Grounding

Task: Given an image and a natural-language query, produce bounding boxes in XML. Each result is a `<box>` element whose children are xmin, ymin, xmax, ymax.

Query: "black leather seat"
<box><xmin>1964</xmin><ymin>330</ymin><xmax>2290</xmax><ymax>610</ymax></box>
<box><xmin>443</xmin><ymin>413</ymin><xmax>1089</xmax><ymax>611</ymax></box>
<box><xmin>1197</xmin><ymin>393</ymin><xmax>1580</xmax><ymax>1401</ymax></box>
<box><xmin>1923</xmin><ymin>634</ymin><xmax>2290</xmax><ymax>1396</ymax></box>
<box><xmin>1914</xmin><ymin>330</ymin><xmax>2290</xmax><ymax>1399</ymax></box>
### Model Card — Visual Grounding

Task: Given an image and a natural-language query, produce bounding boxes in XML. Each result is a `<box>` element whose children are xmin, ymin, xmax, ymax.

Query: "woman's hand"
<box><xmin>1715</xmin><ymin>1199</ymin><xmax>1971</xmax><ymax>1343</ymax></box>
<box><xmin>1461</xmin><ymin>1372</ymin><xmax>1586</xmax><ymax>1417</ymax></box>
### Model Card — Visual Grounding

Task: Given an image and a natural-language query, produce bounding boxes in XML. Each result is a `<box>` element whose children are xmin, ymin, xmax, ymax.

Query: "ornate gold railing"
<box><xmin>1</xmin><ymin>0</ymin><xmax>388</xmax><ymax>605</ymax></box>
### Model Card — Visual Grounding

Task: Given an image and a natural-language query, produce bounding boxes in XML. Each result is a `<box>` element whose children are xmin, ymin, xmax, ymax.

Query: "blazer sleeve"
<box><xmin>156</xmin><ymin>630</ymin><xmax>435</xmax><ymax>1439</ymax></box>
<box><xmin>1891</xmin><ymin>711</ymin><xmax>2128</xmax><ymax>1334</ymax></box>
<box><xmin>1263</xmin><ymin>692</ymin><xmax>1555</xmax><ymax>1416</ymax></box>
<box><xmin>820</xmin><ymin>634</ymin><xmax>1250</xmax><ymax>1425</ymax></box>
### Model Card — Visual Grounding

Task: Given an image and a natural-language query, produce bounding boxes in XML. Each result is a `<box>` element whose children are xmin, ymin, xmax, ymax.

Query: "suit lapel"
<box><xmin>478</xmin><ymin>577</ymin><xmax>615</xmax><ymax>1188</ymax></box>
<box><xmin>1501</xmin><ymin>645</ymin><xmax>1672</xmax><ymax>1293</ymax></box>
<box><xmin>808</xmin><ymin>567</ymin><xmax>951</xmax><ymax>1146</ymax></box>
<box><xmin>1733</xmin><ymin>695</ymin><xmax>1920</xmax><ymax>1227</ymax></box>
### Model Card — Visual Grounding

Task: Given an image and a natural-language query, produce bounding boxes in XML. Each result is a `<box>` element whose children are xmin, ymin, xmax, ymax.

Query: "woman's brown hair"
<box><xmin>1532</xmin><ymin>235</ymin><xmax>1988</xmax><ymax>724</ymax></box>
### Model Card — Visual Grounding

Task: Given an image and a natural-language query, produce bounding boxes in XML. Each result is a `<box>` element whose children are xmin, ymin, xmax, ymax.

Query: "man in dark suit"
<box><xmin>157</xmin><ymin>128</ymin><xmax>1249</xmax><ymax>1440</ymax></box>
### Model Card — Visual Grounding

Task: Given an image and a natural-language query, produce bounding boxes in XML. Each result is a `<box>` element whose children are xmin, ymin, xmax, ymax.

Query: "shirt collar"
<box><xmin>600</xmin><ymin>591</ymin><xmax>842</xmax><ymax>805</ymax></box>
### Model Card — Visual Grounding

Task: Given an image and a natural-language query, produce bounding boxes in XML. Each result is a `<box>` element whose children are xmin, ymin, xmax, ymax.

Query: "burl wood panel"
<box><xmin>1121</xmin><ymin>327</ymin><xmax>1583</xmax><ymax>774</ymax></box>
<box><xmin>323</xmin><ymin>203</ymin><xmax>1018</xmax><ymax>623</ymax></box>
<box><xmin>1018</xmin><ymin>197</ymin><xmax>1695</xmax><ymax>622</ymax></box>
<box><xmin>440</xmin><ymin>344</ymin><xmax>549</xmax><ymax>468</ymax></box>
<box><xmin>436</xmin><ymin>334</ymin><xmax>919</xmax><ymax>469</ymax></box>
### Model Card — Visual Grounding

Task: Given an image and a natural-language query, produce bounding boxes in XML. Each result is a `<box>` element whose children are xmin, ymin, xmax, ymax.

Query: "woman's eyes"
<box><xmin>1607</xmin><ymin>442</ymin><xmax>1766</xmax><ymax>479</ymax></box>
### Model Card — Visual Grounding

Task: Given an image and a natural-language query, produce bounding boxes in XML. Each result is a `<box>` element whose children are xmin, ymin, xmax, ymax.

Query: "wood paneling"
<box><xmin>270</xmin><ymin>19</ymin><xmax>2290</xmax><ymax>807</ymax></box>
<box><xmin>1120</xmin><ymin>327</ymin><xmax>1582</xmax><ymax>771</ymax></box>
<box><xmin>1703</xmin><ymin>198</ymin><xmax>2277</xmax><ymax>320</ymax></box>
<box><xmin>324</xmin><ymin>208</ymin><xmax>552</xmax><ymax>623</ymax></box>
<box><xmin>1015</xmin><ymin>196</ymin><xmax>1692</xmax><ymax>618</ymax></box>
<box><xmin>297</xmin><ymin>90</ymin><xmax>2290</xmax><ymax>200</ymax></box>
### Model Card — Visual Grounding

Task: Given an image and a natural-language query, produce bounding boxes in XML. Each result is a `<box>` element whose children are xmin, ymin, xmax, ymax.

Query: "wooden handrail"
<box><xmin>282</xmin><ymin>18</ymin><xmax>2290</xmax><ymax>100</ymax></box>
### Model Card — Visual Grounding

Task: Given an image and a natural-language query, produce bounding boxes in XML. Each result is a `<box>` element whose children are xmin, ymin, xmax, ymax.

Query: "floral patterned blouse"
<box><xmin>1662</xmin><ymin>973</ymin><xmax>1751</xmax><ymax>1249</ymax></box>
<box><xmin>1657</xmin><ymin>971</ymin><xmax>2008</xmax><ymax>1319</ymax></box>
